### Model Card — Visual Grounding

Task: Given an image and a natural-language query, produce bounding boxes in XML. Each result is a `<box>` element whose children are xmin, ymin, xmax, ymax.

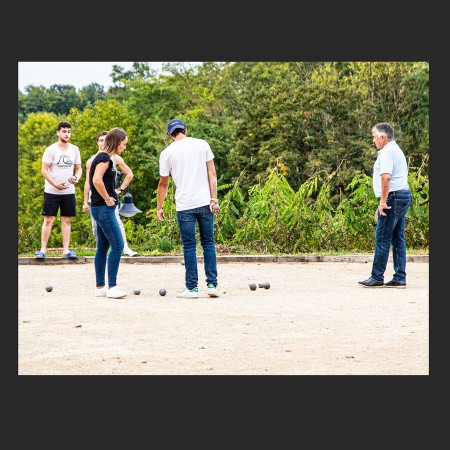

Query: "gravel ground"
<box><xmin>18</xmin><ymin>260</ymin><xmax>429</xmax><ymax>375</ymax></box>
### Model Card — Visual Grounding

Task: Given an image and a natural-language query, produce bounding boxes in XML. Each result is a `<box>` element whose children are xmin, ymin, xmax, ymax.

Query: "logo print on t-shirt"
<box><xmin>56</xmin><ymin>155</ymin><xmax>73</xmax><ymax>168</ymax></box>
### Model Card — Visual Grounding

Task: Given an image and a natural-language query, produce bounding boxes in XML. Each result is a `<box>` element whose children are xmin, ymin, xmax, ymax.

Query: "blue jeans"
<box><xmin>371</xmin><ymin>189</ymin><xmax>413</xmax><ymax>283</ymax></box>
<box><xmin>90</xmin><ymin>204</ymin><xmax>124</xmax><ymax>288</ymax></box>
<box><xmin>177</xmin><ymin>205</ymin><xmax>218</xmax><ymax>290</ymax></box>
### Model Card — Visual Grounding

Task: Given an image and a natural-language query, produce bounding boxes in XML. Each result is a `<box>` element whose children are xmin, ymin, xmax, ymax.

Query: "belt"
<box><xmin>389</xmin><ymin>188</ymin><xmax>410</xmax><ymax>196</ymax></box>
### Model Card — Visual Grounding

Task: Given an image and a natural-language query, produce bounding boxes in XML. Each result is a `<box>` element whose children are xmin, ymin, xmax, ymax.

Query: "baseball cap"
<box><xmin>167</xmin><ymin>118</ymin><xmax>186</xmax><ymax>135</ymax></box>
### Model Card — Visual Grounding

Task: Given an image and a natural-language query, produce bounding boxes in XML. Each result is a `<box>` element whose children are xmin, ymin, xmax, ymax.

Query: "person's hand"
<box><xmin>82</xmin><ymin>202</ymin><xmax>89</xmax><ymax>213</ymax></box>
<box><xmin>105</xmin><ymin>197</ymin><xmax>116</xmax><ymax>206</ymax></box>
<box><xmin>55</xmin><ymin>182</ymin><xmax>69</xmax><ymax>190</ymax></box>
<box><xmin>210</xmin><ymin>202</ymin><xmax>220</xmax><ymax>214</ymax></box>
<box><xmin>378</xmin><ymin>202</ymin><xmax>391</xmax><ymax>217</ymax></box>
<box><xmin>157</xmin><ymin>208</ymin><xmax>166</xmax><ymax>221</ymax></box>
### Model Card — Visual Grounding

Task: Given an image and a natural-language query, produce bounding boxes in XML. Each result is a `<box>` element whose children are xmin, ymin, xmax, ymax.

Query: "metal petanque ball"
<box><xmin>258</xmin><ymin>282</ymin><xmax>265</xmax><ymax>288</ymax></box>
<box><xmin>68</xmin><ymin>176</ymin><xmax>77</xmax><ymax>183</ymax></box>
<box><xmin>211</xmin><ymin>203</ymin><xmax>220</xmax><ymax>211</ymax></box>
<box><xmin>264</xmin><ymin>282</ymin><xmax>271</xmax><ymax>289</ymax></box>
<box><xmin>159</xmin><ymin>288</ymin><xmax>167</xmax><ymax>296</ymax></box>
<box><xmin>249</xmin><ymin>283</ymin><xmax>257</xmax><ymax>291</ymax></box>
<box><xmin>133</xmin><ymin>288</ymin><xmax>141</xmax><ymax>295</ymax></box>
<box><xmin>45</xmin><ymin>284</ymin><xmax>53</xmax><ymax>292</ymax></box>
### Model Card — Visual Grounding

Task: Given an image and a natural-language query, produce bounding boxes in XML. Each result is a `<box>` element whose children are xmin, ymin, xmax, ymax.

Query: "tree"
<box><xmin>18</xmin><ymin>84</ymin><xmax>81</xmax><ymax>119</ymax></box>
<box><xmin>18</xmin><ymin>113</ymin><xmax>60</xmax><ymax>251</ymax></box>
<box><xmin>78</xmin><ymin>83</ymin><xmax>106</xmax><ymax>109</ymax></box>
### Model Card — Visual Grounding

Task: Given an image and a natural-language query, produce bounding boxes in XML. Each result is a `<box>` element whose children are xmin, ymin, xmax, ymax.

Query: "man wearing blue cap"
<box><xmin>157</xmin><ymin>118</ymin><xmax>221</xmax><ymax>298</ymax></box>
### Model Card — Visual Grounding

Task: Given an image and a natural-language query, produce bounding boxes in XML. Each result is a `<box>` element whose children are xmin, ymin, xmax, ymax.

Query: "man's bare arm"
<box><xmin>156</xmin><ymin>176</ymin><xmax>169</xmax><ymax>221</ymax></box>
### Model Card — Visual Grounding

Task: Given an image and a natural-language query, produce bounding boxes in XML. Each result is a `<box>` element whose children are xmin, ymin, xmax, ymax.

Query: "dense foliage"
<box><xmin>18</xmin><ymin>61</ymin><xmax>429</xmax><ymax>255</ymax></box>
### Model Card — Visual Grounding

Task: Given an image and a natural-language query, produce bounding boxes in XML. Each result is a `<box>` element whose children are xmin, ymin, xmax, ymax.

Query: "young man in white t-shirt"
<box><xmin>157</xmin><ymin>118</ymin><xmax>221</xmax><ymax>298</ymax></box>
<box><xmin>35</xmin><ymin>121</ymin><xmax>82</xmax><ymax>259</ymax></box>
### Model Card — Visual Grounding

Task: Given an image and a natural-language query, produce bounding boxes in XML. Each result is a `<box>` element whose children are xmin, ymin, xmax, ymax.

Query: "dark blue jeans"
<box><xmin>177</xmin><ymin>205</ymin><xmax>218</xmax><ymax>290</ymax></box>
<box><xmin>371</xmin><ymin>189</ymin><xmax>413</xmax><ymax>283</ymax></box>
<box><xmin>90</xmin><ymin>204</ymin><xmax>124</xmax><ymax>288</ymax></box>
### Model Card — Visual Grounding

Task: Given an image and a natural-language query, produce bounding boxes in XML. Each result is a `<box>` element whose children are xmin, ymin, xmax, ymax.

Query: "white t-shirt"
<box><xmin>372</xmin><ymin>140</ymin><xmax>409</xmax><ymax>197</ymax></box>
<box><xmin>159</xmin><ymin>136</ymin><xmax>214</xmax><ymax>211</ymax></box>
<box><xmin>42</xmin><ymin>143</ymin><xmax>82</xmax><ymax>195</ymax></box>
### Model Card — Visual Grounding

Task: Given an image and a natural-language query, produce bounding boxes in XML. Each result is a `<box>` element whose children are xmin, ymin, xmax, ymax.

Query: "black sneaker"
<box><xmin>358</xmin><ymin>277</ymin><xmax>384</xmax><ymax>287</ymax></box>
<box><xmin>384</xmin><ymin>279</ymin><xmax>406</xmax><ymax>288</ymax></box>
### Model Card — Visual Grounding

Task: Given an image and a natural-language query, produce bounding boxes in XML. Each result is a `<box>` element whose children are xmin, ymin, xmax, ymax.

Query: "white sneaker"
<box><xmin>106</xmin><ymin>286</ymin><xmax>127</xmax><ymax>298</ymax></box>
<box><xmin>94</xmin><ymin>287</ymin><xmax>107</xmax><ymax>297</ymax></box>
<box><xmin>207</xmin><ymin>284</ymin><xmax>221</xmax><ymax>297</ymax></box>
<box><xmin>123</xmin><ymin>248</ymin><xmax>138</xmax><ymax>257</ymax></box>
<box><xmin>176</xmin><ymin>287</ymin><xmax>199</xmax><ymax>298</ymax></box>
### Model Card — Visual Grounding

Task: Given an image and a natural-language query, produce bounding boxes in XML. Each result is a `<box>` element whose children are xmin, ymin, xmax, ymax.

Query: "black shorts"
<box><xmin>42</xmin><ymin>192</ymin><xmax>77</xmax><ymax>217</ymax></box>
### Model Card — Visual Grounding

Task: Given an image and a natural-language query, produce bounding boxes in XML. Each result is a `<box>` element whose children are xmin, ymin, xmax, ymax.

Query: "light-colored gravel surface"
<box><xmin>18</xmin><ymin>260</ymin><xmax>428</xmax><ymax>375</ymax></box>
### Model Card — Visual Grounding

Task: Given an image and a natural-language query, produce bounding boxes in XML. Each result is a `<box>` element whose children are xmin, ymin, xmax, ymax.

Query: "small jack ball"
<box><xmin>46</xmin><ymin>285</ymin><xmax>53</xmax><ymax>292</ymax></box>
<box><xmin>159</xmin><ymin>288</ymin><xmax>167</xmax><ymax>296</ymax></box>
<box><xmin>249</xmin><ymin>283</ymin><xmax>257</xmax><ymax>291</ymax></box>
<box><xmin>133</xmin><ymin>288</ymin><xmax>141</xmax><ymax>295</ymax></box>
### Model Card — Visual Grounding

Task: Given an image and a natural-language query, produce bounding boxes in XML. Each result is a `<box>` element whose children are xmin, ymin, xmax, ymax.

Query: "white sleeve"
<box><xmin>159</xmin><ymin>152</ymin><xmax>170</xmax><ymax>176</ymax></box>
<box><xmin>42</xmin><ymin>146</ymin><xmax>54</xmax><ymax>163</ymax></box>
<box><xmin>74</xmin><ymin>146</ymin><xmax>82</xmax><ymax>164</ymax></box>
<box><xmin>379</xmin><ymin>151</ymin><xmax>393</xmax><ymax>175</ymax></box>
<box><xmin>205</xmin><ymin>141</ymin><xmax>214</xmax><ymax>162</ymax></box>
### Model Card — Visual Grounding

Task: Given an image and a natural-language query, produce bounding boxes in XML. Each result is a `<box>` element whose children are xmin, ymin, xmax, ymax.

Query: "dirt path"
<box><xmin>18</xmin><ymin>260</ymin><xmax>429</xmax><ymax>375</ymax></box>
